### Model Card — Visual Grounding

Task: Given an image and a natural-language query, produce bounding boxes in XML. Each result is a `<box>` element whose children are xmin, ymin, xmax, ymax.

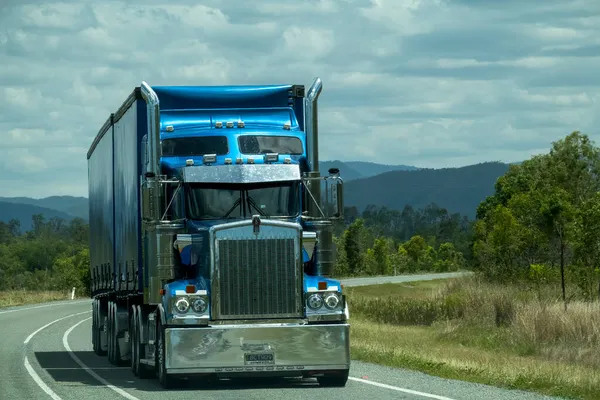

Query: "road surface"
<box><xmin>0</xmin><ymin>273</ymin><xmax>564</xmax><ymax>400</ymax></box>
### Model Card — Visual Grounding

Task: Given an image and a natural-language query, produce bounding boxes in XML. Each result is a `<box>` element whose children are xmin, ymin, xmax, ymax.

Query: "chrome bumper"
<box><xmin>164</xmin><ymin>323</ymin><xmax>350</xmax><ymax>376</ymax></box>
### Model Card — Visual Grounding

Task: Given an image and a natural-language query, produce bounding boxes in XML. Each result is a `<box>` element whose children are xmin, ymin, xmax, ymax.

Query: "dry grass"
<box><xmin>346</xmin><ymin>277</ymin><xmax>600</xmax><ymax>399</ymax></box>
<box><xmin>0</xmin><ymin>290</ymin><xmax>73</xmax><ymax>308</ymax></box>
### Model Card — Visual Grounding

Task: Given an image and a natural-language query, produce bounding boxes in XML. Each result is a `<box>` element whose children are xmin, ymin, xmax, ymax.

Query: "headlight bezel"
<box><xmin>304</xmin><ymin>289</ymin><xmax>346</xmax><ymax>322</ymax></box>
<box><xmin>168</xmin><ymin>292</ymin><xmax>211</xmax><ymax>325</ymax></box>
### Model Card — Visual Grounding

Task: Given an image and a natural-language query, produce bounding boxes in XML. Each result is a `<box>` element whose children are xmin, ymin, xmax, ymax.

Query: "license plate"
<box><xmin>244</xmin><ymin>352</ymin><xmax>275</xmax><ymax>365</ymax></box>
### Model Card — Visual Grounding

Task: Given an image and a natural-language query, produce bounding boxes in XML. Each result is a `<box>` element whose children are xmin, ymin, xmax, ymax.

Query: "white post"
<box><xmin>71</xmin><ymin>287</ymin><xmax>76</xmax><ymax>300</ymax></box>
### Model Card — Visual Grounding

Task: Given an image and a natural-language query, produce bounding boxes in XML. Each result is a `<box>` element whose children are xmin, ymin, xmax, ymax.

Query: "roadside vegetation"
<box><xmin>0</xmin><ymin>215</ymin><xmax>90</xmax><ymax>307</ymax></box>
<box><xmin>344</xmin><ymin>132</ymin><xmax>600</xmax><ymax>400</ymax></box>
<box><xmin>347</xmin><ymin>277</ymin><xmax>599</xmax><ymax>400</ymax></box>
<box><xmin>0</xmin><ymin>290</ymin><xmax>74</xmax><ymax>308</ymax></box>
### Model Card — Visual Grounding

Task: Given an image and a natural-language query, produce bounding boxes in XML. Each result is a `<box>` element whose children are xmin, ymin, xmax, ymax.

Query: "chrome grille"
<box><xmin>214</xmin><ymin>235</ymin><xmax>302</xmax><ymax>320</ymax></box>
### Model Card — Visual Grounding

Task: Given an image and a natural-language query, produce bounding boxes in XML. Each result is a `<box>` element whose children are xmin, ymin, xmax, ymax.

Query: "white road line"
<box><xmin>24</xmin><ymin>356</ymin><xmax>62</xmax><ymax>400</ymax></box>
<box><xmin>349</xmin><ymin>377</ymin><xmax>456</xmax><ymax>400</ymax></box>
<box><xmin>63</xmin><ymin>317</ymin><xmax>141</xmax><ymax>400</ymax></box>
<box><xmin>24</xmin><ymin>311</ymin><xmax>91</xmax><ymax>344</ymax></box>
<box><xmin>0</xmin><ymin>300</ymin><xmax>89</xmax><ymax>316</ymax></box>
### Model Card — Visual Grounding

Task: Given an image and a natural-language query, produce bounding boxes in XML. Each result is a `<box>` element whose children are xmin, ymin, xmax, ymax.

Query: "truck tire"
<box><xmin>317</xmin><ymin>370</ymin><xmax>349</xmax><ymax>387</ymax></box>
<box><xmin>130</xmin><ymin>312</ymin><xmax>138</xmax><ymax>376</ymax></box>
<box><xmin>131</xmin><ymin>306</ymin><xmax>153</xmax><ymax>379</ymax></box>
<box><xmin>107</xmin><ymin>302</ymin><xmax>114</xmax><ymax>363</ymax></box>
<box><xmin>156</xmin><ymin>319</ymin><xmax>175</xmax><ymax>389</ymax></box>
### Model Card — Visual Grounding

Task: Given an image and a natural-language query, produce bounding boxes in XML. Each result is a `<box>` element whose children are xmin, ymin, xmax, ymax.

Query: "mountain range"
<box><xmin>0</xmin><ymin>160</ymin><xmax>511</xmax><ymax>232</ymax></box>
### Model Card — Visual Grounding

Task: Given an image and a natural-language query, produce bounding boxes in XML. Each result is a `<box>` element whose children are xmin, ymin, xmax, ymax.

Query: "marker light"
<box><xmin>284</xmin><ymin>157</ymin><xmax>291</xmax><ymax>164</ymax></box>
<box><xmin>264</xmin><ymin>153</ymin><xmax>278</xmax><ymax>163</ymax></box>
<box><xmin>236</xmin><ymin>157</ymin><xmax>243</xmax><ymax>164</ymax></box>
<box><xmin>283</xmin><ymin>122</ymin><xmax>291</xmax><ymax>130</ymax></box>
<box><xmin>247</xmin><ymin>158</ymin><xmax>255</xmax><ymax>164</ymax></box>
<box><xmin>226</xmin><ymin>121</ymin><xmax>234</xmax><ymax>128</ymax></box>
<box><xmin>224</xmin><ymin>158</ymin><xmax>232</xmax><ymax>164</ymax></box>
<box><xmin>166</xmin><ymin>125</ymin><xmax>174</xmax><ymax>132</ymax></box>
<box><xmin>186</xmin><ymin>159</ymin><xmax>194</xmax><ymax>166</ymax></box>
<box><xmin>237</xmin><ymin>121</ymin><xmax>245</xmax><ymax>128</ymax></box>
<box><xmin>215</xmin><ymin>121</ymin><xmax>223</xmax><ymax>128</ymax></box>
<box><xmin>203</xmin><ymin>154</ymin><xmax>217</xmax><ymax>164</ymax></box>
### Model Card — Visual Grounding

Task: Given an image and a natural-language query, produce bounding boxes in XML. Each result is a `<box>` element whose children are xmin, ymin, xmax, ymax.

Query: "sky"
<box><xmin>1</xmin><ymin>0</ymin><xmax>599</xmax><ymax>198</ymax></box>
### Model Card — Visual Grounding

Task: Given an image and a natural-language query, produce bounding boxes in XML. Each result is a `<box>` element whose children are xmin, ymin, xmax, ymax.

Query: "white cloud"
<box><xmin>0</xmin><ymin>0</ymin><xmax>599</xmax><ymax>198</ymax></box>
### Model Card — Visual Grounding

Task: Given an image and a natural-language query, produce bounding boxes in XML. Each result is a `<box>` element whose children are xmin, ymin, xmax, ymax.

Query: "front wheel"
<box><xmin>317</xmin><ymin>370</ymin><xmax>349</xmax><ymax>387</ymax></box>
<box><xmin>155</xmin><ymin>319</ymin><xmax>175</xmax><ymax>389</ymax></box>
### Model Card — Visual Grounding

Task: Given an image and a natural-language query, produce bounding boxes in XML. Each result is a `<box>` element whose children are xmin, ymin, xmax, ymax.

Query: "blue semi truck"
<box><xmin>86</xmin><ymin>78</ymin><xmax>349</xmax><ymax>388</ymax></box>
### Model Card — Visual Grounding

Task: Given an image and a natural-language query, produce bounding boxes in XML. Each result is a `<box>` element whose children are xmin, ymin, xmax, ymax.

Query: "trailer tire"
<box><xmin>92</xmin><ymin>301</ymin><xmax>106</xmax><ymax>356</ymax></box>
<box><xmin>107</xmin><ymin>302</ymin><xmax>114</xmax><ymax>363</ymax></box>
<box><xmin>156</xmin><ymin>319</ymin><xmax>175</xmax><ymax>389</ymax></box>
<box><xmin>130</xmin><ymin>312</ymin><xmax>138</xmax><ymax>376</ymax></box>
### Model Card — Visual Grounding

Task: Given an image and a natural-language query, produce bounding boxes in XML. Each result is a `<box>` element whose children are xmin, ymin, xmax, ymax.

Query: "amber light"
<box><xmin>185</xmin><ymin>284</ymin><xmax>196</xmax><ymax>294</ymax></box>
<box><xmin>159</xmin><ymin>289</ymin><xmax>165</xmax><ymax>296</ymax></box>
<box><xmin>318</xmin><ymin>281</ymin><xmax>328</xmax><ymax>290</ymax></box>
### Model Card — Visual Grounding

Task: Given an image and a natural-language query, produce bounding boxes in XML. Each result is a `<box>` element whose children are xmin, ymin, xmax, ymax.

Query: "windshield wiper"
<box><xmin>246</xmin><ymin>194</ymin><xmax>268</xmax><ymax>217</ymax></box>
<box><xmin>223</xmin><ymin>197</ymin><xmax>241</xmax><ymax>218</ymax></box>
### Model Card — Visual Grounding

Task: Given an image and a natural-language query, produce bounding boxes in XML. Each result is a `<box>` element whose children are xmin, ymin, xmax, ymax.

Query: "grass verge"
<box><xmin>346</xmin><ymin>278</ymin><xmax>600</xmax><ymax>400</ymax></box>
<box><xmin>0</xmin><ymin>290</ymin><xmax>74</xmax><ymax>308</ymax></box>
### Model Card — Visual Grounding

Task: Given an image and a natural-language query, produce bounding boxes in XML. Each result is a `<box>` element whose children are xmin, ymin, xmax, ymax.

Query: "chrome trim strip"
<box><xmin>182</xmin><ymin>164</ymin><xmax>301</xmax><ymax>184</ymax></box>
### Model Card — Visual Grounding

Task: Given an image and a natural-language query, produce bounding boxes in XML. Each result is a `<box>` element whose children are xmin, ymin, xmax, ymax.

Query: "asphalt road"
<box><xmin>1</xmin><ymin>273</ymin><xmax>566</xmax><ymax>400</ymax></box>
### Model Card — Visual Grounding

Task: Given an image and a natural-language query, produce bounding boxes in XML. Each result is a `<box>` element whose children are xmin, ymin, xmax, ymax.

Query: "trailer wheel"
<box><xmin>156</xmin><ymin>319</ymin><xmax>175</xmax><ymax>389</ymax></box>
<box><xmin>107</xmin><ymin>302</ymin><xmax>114</xmax><ymax>363</ymax></box>
<box><xmin>92</xmin><ymin>301</ymin><xmax>98</xmax><ymax>353</ymax></box>
<box><xmin>317</xmin><ymin>370</ymin><xmax>349</xmax><ymax>387</ymax></box>
<box><xmin>130</xmin><ymin>312</ymin><xmax>138</xmax><ymax>376</ymax></box>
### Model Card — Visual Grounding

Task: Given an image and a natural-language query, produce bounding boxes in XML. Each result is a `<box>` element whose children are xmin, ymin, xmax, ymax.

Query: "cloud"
<box><xmin>0</xmin><ymin>0</ymin><xmax>599</xmax><ymax>198</ymax></box>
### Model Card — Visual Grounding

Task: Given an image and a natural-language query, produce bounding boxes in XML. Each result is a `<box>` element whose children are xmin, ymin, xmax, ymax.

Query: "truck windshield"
<box><xmin>185</xmin><ymin>181</ymin><xmax>300</xmax><ymax>220</ymax></box>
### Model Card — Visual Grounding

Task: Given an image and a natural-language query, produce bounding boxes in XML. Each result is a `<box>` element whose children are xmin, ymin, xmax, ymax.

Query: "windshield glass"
<box><xmin>238</xmin><ymin>135</ymin><xmax>303</xmax><ymax>155</ymax></box>
<box><xmin>185</xmin><ymin>181</ymin><xmax>300</xmax><ymax>220</ymax></box>
<box><xmin>162</xmin><ymin>136</ymin><xmax>228</xmax><ymax>157</ymax></box>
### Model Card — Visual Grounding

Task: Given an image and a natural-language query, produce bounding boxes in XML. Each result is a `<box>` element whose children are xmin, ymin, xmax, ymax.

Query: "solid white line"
<box><xmin>24</xmin><ymin>311</ymin><xmax>91</xmax><ymax>344</ymax></box>
<box><xmin>63</xmin><ymin>317</ymin><xmax>141</xmax><ymax>400</ymax></box>
<box><xmin>24</xmin><ymin>356</ymin><xmax>63</xmax><ymax>400</ymax></box>
<box><xmin>349</xmin><ymin>377</ymin><xmax>456</xmax><ymax>400</ymax></box>
<box><xmin>0</xmin><ymin>300</ymin><xmax>89</xmax><ymax>315</ymax></box>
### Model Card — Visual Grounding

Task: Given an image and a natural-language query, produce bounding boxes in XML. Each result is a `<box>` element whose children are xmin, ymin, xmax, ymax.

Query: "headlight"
<box><xmin>174</xmin><ymin>297</ymin><xmax>190</xmax><ymax>314</ymax></box>
<box><xmin>324</xmin><ymin>292</ymin><xmax>340</xmax><ymax>309</ymax></box>
<box><xmin>307</xmin><ymin>293</ymin><xmax>323</xmax><ymax>310</ymax></box>
<box><xmin>191</xmin><ymin>297</ymin><xmax>208</xmax><ymax>313</ymax></box>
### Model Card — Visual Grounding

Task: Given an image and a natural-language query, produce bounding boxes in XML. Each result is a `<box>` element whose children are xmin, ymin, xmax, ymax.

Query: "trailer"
<box><xmin>87</xmin><ymin>78</ymin><xmax>349</xmax><ymax>388</ymax></box>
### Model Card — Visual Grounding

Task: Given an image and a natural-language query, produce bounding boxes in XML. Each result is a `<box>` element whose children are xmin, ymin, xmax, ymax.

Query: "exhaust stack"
<box><xmin>305</xmin><ymin>77</ymin><xmax>322</xmax><ymax>173</ymax></box>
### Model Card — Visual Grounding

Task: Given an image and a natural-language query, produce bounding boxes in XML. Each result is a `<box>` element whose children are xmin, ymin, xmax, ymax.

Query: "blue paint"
<box><xmin>303</xmin><ymin>274</ymin><xmax>344</xmax><ymax>294</ymax></box>
<box><xmin>152</xmin><ymin>85</ymin><xmax>300</xmax><ymax>111</ymax></box>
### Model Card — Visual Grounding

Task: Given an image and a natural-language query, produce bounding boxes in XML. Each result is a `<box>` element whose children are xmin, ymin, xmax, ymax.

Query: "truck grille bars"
<box><xmin>211</xmin><ymin>222</ymin><xmax>303</xmax><ymax>320</ymax></box>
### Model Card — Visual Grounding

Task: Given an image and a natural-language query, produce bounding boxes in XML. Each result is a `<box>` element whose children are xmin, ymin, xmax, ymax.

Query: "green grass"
<box><xmin>347</xmin><ymin>277</ymin><xmax>600</xmax><ymax>400</ymax></box>
<box><xmin>0</xmin><ymin>290</ymin><xmax>74</xmax><ymax>308</ymax></box>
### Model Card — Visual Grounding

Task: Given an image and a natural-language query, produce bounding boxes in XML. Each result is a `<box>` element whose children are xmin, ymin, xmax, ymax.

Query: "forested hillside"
<box><xmin>343</xmin><ymin>162</ymin><xmax>511</xmax><ymax>219</ymax></box>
